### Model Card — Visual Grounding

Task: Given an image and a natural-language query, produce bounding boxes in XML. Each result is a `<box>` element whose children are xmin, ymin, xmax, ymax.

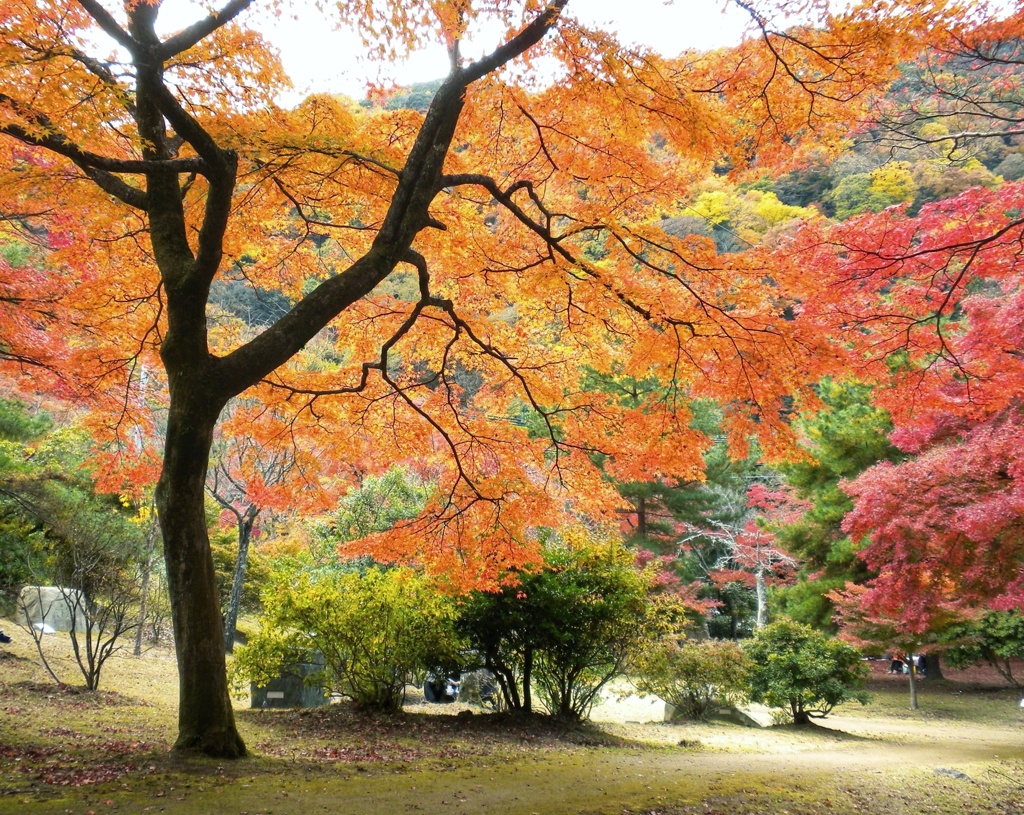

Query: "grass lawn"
<box><xmin>1</xmin><ymin>620</ymin><xmax>1023</xmax><ymax>815</ymax></box>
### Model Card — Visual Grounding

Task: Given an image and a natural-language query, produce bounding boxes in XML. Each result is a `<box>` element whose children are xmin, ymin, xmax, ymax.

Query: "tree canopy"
<box><xmin>1</xmin><ymin>0</ymin><xmax>1021</xmax><ymax>756</ymax></box>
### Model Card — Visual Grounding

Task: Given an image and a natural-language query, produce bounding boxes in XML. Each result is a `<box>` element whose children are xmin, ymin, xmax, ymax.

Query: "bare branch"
<box><xmin>461</xmin><ymin>1</ymin><xmax>568</xmax><ymax>83</ymax></box>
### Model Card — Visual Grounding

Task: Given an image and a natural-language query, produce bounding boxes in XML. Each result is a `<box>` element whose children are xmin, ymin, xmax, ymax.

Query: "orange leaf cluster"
<box><xmin>0</xmin><ymin>0</ymin><xmax>948</xmax><ymax>587</ymax></box>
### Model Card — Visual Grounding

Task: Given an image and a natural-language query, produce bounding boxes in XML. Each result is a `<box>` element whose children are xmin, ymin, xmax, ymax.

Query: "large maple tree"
<box><xmin>0</xmin><ymin>0</ymin><xmax>910</xmax><ymax>756</ymax></box>
<box><xmin>843</xmin><ymin>408</ymin><xmax>1024</xmax><ymax>628</ymax></box>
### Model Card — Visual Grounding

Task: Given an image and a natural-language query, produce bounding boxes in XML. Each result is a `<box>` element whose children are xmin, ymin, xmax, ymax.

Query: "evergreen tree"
<box><xmin>774</xmin><ymin>380</ymin><xmax>900</xmax><ymax>628</ymax></box>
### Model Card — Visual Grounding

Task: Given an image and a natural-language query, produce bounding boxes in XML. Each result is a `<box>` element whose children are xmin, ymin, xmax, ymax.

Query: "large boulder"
<box><xmin>17</xmin><ymin>586</ymin><xmax>87</xmax><ymax>633</ymax></box>
<box><xmin>251</xmin><ymin>652</ymin><xmax>327</xmax><ymax>709</ymax></box>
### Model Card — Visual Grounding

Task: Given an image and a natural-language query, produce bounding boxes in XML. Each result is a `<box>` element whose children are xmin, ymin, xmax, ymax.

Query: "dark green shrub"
<box><xmin>943</xmin><ymin>610</ymin><xmax>1024</xmax><ymax>688</ymax></box>
<box><xmin>458</xmin><ymin>528</ymin><xmax>652</xmax><ymax>719</ymax></box>
<box><xmin>744</xmin><ymin>619</ymin><xmax>869</xmax><ymax>724</ymax></box>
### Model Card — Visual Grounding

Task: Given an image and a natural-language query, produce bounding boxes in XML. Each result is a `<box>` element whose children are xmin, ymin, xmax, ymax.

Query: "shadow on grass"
<box><xmin>235</xmin><ymin>703</ymin><xmax>646</xmax><ymax>763</ymax></box>
<box><xmin>768</xmin><ymin>719</ymin><xmax>876</xmax><ymax>742</ymax></box>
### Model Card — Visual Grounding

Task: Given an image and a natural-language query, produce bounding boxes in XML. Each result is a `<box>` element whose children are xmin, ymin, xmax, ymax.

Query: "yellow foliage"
<box><xmin>868</xmin><ymin>162</ymin><xmax>916</xmax><ymax>206</ymax></box>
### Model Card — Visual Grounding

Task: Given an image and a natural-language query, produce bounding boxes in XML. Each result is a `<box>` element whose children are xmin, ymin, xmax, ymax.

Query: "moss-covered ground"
<box><xmin>1</xmin><ymin>622</ymin><xmax>1022</xmax><ymax>814</ymax></box>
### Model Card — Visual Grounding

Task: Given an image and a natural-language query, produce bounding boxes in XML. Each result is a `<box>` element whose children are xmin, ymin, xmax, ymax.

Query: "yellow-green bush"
<box><xmin>631</xmin><ymin>639</ymin><xmax>750</xmax><ymax>721</ymax></box>
<box><xmin>232</xmin><ymin>565</ymin><xmax>463</xmax><ymax>711</ymax></box>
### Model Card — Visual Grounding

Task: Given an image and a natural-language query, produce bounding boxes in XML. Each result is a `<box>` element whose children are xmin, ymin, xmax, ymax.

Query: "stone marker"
<box><xmin>17</xmin><ymin>586</ymin><xmax>87</xmax><ymax>633</ymax></box>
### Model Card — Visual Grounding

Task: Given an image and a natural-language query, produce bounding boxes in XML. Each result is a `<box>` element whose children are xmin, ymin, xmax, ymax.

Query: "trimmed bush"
<box><xmin>744</xmin><ymin>619</ymin><xmax>869</xmax><ymax>724</ymax></box>
<box><xmin>232</xmin><ymin>566</ymin><xmax>462</xmax><ymax>711</ymax></box>
<box><xmin>631</xmin><ymin>639</ymin><xmax>750</xmax><ymax>721</ymax></box>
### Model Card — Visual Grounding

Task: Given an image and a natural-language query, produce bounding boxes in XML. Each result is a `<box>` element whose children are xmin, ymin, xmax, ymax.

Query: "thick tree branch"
<box><xmin>75</xmin><ymin>0</ymin><xmax>135</xmax><ymax>53</ymax></box>
<box><xmin>0</xmin><ymin>136</ymin><xmax>147</xmax><ymax>208</ymax></box>
<box><xmin>260</xmin><ymin>251</ymin><xmax>443</xmax><ymax>399</ymax></box>
<box><xmin>462</xmin><ymin>0</ymin><xmax>568</xmax><ymax>83</ymax></box>
<box><xmin>217</xmin><ymin>3</ymin><xmax>569</xmax><ymax>398</ymax></box>
<box><xmin>0</xmin><ymin>95</ymin><xmax>200</xmax><ymax>209</ymax></box>
<box><xmin>159</xmin><ymin>0</ymin><xmax>256</xmax><ymax>59</ymax></box>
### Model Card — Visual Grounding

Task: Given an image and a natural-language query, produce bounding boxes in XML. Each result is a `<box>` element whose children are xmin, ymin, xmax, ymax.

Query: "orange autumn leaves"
<box><xmin>0</xmin><ymin>0</ymin><xmax>1010</xmax><ymax>592</ymax></box>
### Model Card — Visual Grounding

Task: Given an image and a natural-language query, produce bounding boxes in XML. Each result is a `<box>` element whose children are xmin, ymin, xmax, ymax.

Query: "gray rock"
<box><xmin>934</xmin><ymin>768</ymin><xmax>972</xmax><ymax>782</ymax></box>
<box><xmin>17</xmin><ymin>586</ymin><xmax>87</xmax><ymax>633</ymax></box>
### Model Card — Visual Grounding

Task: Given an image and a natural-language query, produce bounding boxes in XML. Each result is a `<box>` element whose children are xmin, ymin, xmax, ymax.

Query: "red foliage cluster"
<box><xmin>789</xmin><ymin>178</ymin><xmax>1024</xmax><ymax>630</ymax></box>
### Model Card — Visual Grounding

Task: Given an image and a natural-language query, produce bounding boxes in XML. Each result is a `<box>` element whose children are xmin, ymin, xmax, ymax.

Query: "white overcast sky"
<box><xmin>155</xmin><ymin>1</ymin><xmax>753</xmax><ymax>101</ymax></box>
<box><xmin>284</xmin><ymin>1</ymin><xmax>750</xmax><ymax>99</ymax></box>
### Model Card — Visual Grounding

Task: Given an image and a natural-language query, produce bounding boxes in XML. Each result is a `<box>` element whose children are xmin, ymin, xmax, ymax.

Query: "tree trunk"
<box><xmin>907</xmin><ymin>658</ymin><xmax>919</xmax><ymax>710</ymax></box>
<box><xmin>636</xmin><ymin>495</ymin><xmax>647</xmax><ymax>537</ymax></box>
<box><xmin>223</xmin><ymin>507</ymin><xmax>257</xmax><ymax>654</ymax></box>
<box><xmin>523</xmin><ymin>646</ymin><xmax>533</xmax><ymax>714</ymax></box>
<box><xmin>156</xmin><ymin>392</ymin><xmax>245</xmax><ymax>757</ymax></box>
<box><xmin>559</xmin><ymin>677</ymin><xmax>573</xmax><ymax>719</ymax></box>
<box><xmin>134</xmin><ymin>515</ymin><xmax>160</xmax><ymax>657</ymax></box>
<box><xmin>133</xmin><ymin>553</ymin><xmax>151</xmax><ymax>658</ymax></box>
<box><xmin>924</xmin><ymin>652</ymin><xmax>943</xmax><ymax>680</ymax></box>
<box><xmin>490</xmin><ymin>660</ymin><xmax>521</xmax><ymax>710</ymax></box>
<box><xmin>755</xmin><ymin>566</ymin><xmax>768</xmax><ymax>629</ymax></box>
<box><xmin>987</xmin><ymin>655</ymin><xmax>1020</xmax><ymax>688</ymax></box>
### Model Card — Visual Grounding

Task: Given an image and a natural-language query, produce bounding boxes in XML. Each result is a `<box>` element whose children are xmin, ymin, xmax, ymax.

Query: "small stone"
<box><xmin>934</xmin><ymin>768</ymin><xmax>972</xmax><ymax>781</ymax></box>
